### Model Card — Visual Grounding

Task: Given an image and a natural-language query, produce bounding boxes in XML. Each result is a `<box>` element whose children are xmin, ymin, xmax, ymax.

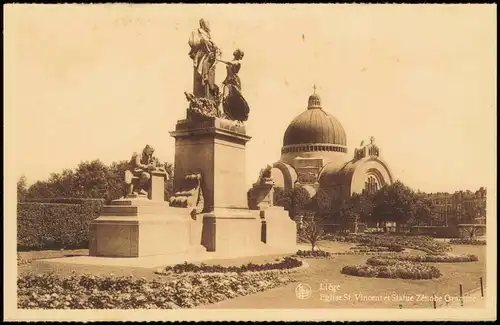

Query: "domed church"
<box><xmin>269</xmin><ymin>88</ymin><xmax>394</xmax><ymax>204</ymax></box>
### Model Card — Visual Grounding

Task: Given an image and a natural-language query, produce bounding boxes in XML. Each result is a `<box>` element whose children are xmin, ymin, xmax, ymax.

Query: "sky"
<box><xmin>4</xmin><ymin>4</ymin><xmax>497</xmax><ymax>193</ymax></box>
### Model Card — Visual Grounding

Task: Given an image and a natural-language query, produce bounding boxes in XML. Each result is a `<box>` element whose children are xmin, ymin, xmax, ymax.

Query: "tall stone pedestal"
<box><xmin>170</xmin><ymin>116</ymin><xmax>297</xmax><ymax>256</ymax></box>
<box><xmin>170</xmin><ymin>117</ymin><xmax>250</xmax><ymax>211</ymax></box>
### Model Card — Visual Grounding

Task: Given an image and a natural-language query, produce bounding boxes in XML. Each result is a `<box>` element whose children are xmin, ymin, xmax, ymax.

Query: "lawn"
<box><xmin>18</xmin><ymin>249</ymin><xmax>293</xmax><ymax>282</ymax></box>
<box><xmin>18</xmin><ymin>241</ymin><xmax>487</xmax><ymax>309</ymax></box>
<box><xmin>18</xmin><ymin>249</ymin><xmax>88</xmax><ymax>262</ymax></box>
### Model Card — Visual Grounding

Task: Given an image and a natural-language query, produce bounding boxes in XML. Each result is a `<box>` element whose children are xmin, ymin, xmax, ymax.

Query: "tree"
<box><xmin>312</xmin><ymin>189</ymin><xmax>333</xmax><ymax>219</ymax></box>
<box><xmin>290</xmin><ymin>186</ymin><xmax>312</xmax><ymax>219</ymax></box>
<box><xmin>23</xmin><ymin>158</ymin><xmax>175</xmax><ymax>203</ymax></box>
<box><xmin>462</xmin><ymin>224</ymin><xmax>482</xmax><ymax>239</ymax></box>
<box><xmin>108</xmin><ymin>160</ymin><xmax>131</xmax><ymax>201</ymax></box>
<box><xmin>274</xmin><ymin>187</ymin><xmax>292</xmax><ymax>210</ymax></box>
<box><xmin>26</xmin><ymin>180</ymin><xmax>56</xmax><ymax>199</ymax></box>
<box><xmin>404</xmin><ymin>192</ymin><xmax>435</xmax><ymax>227</ymax></box>
<box><xmin>350</xmin><ymin>192</ymin><xmax>374</xmax><ymax>223</ymax></box>
<box><xmin>298</xmin><ymin>219</ymin><xmax>326</xmax><ymax>251</ymax></box>
<box><xmin>47</xmin><ymin>169</ymin><xmax>76</xmax><ymax>198</ymax></box>
<box><xmin>331</xmin><ymin>196</ymin><xmax>363</xmax><ymax>233</ymax></box>
<box><xmin>373</xmin><ymin>181</ymin><xmax>417</xmax><ymax>232</ymax></box>
<box><xmin>72</xmin><ymin>160</ymin><xmax>111</xmax><ymax>199</ymax></box>
<box><xmin>273</xmin><ymin>186</ymin><xmax>311</xmax><ymax>219</ymax></box>
<box><xmin>17</xmin><ymin>175</ymin><xmax>28</xmax><ymax>202</ymax></box>
<box><xmin>342</xmin><ymin>209</ymin><xmax>361</xmax><ymax>233</ymax></box>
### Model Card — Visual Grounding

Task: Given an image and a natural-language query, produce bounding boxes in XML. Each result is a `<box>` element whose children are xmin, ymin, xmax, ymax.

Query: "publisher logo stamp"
<box><xmin>295</xmin><ymin>283</ymin><xmax>312</xmax><ymax>300</ymax></box>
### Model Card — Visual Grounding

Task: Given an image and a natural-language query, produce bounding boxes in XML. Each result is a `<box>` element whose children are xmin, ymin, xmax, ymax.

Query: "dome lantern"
<box><xmin>307</xmin><ymin>84</ymin><xmax>322</xmax><ymax>109</ymax></box>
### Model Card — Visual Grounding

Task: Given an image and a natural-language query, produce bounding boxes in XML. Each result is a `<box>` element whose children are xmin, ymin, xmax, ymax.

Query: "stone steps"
<box><xmin>100</xmin><ymin>205</ymin><xmax>175</xmax><ymax>216</ymax></box>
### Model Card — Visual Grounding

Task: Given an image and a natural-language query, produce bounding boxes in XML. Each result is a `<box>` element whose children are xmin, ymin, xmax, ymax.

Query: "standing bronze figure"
<box><xmin>188</xmin><ymin>19</ymin><xmax>221</xmax><ymax>100</ymax></box>
<box><xmin>218</xmin><ymin>49</ymin><xmax>250</xmax><ymax>122</ymax></box>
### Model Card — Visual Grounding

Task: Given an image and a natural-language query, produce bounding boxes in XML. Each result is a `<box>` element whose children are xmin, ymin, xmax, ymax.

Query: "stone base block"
<box><xmin>89</xmin><ymin>197</ymin><xmax>204</xmax><ymax>257</ymax></box>
<box><xmin>261</xmin><ymin>207</ymin><xmax>297</xmax><ymax>253</ymax></box>
<box><xmin>200</xmin><ymin>207</ymin><xmax>297</xmax><ymax>256</ymax></box>
<box><xmin>201</xmin><ymin>208</ymin><xmax>262</xmax><ymax>255</ymax></box>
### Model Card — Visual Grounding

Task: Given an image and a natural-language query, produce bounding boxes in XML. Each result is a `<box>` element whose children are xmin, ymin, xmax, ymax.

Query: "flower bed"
<box><xmin>294</xmin><ymin>250</ymin><xmax>333</xmax><ymax>259</ymax></box>
<box><xmin>341</xmin><ymin>259</ymin><xmax>441</xmax><ymax>280</ymax></box>
<box><xmin>332</xmin><ymin>252</ymin><xmax>401</xmax><ymax>256</ymax></box>
<box><xmin>156</xmin><ymin>256</ymin><xmax>303</xmax><ymax>275</ymax></box>
<box><xmin>449</xmin><ymin>238</ymin><xmax>487</xmax><ymax>245</ymax></box>
<box><xmin>331</xmin><ymin>234</ymin><xmax>450</xmax><ymax>255</ymax></box>
<box><xmin>350</xmin><ymin>245</ymin><xmax>387</xmax><ymax>252</ymax></box>
<box><xmin>18</xmin><ymin>271</ymin><xmax>297</xmax><ymax>309</ymax></box>
<box><xmin>367</xmin><ymin>254</ymin><xmax>478</xmax><ymax>264</ymax></box>
<box><xmin>349</xmin><ymin>244</ymin><xmax>404</xmax><ymax>253</ymax></box>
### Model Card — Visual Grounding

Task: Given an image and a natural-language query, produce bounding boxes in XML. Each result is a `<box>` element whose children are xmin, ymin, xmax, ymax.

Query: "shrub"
<box><xmin>156</xmin><ymin>257</ymin><xmax>303</xmax><ymax>275</ymax></box>
<box><xmin>449</xmin><ymin>238</ymin><xmax>487</xmax><ymax>245</ymax></box>
<box><xmin>341</xmin><ymin>260</ymin><xmax>442</xmax><ymax>280</ymax></box>
<box><xmin>17</xmin><ymin>272</ymin><xmax>296</xmax><ymax>309</ymax></box>
<box><xmin>17</xmin><ymin>199</ymin><xmax>104</xmax><ymax>251</ymax></box>
<box><xmin>295</xmin><ymin>250</ymin><xmax>333</xmax><ymax>259</ymax></box>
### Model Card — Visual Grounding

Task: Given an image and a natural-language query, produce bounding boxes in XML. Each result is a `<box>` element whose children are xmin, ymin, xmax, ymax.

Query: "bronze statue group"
<box><xmin>187</xmin><ymin>18</ymin><xmax>250</xmax><ymax>122</ymax></box>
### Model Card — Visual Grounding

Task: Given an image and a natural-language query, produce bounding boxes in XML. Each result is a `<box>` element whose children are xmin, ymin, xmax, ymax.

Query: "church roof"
<box><xmin>282</xmin><ymin>91</ymin><xmax>347</xmax><ymax>147</ymax></box>
<box><xmin>318</xmin><ymin>160</ymin><xmax>358</xmax><ymax>187</ymax></box>
<box><xmin>318</xmin><ymin>153</ymin><xmax>394</xmax><ymax>192</ymax></box>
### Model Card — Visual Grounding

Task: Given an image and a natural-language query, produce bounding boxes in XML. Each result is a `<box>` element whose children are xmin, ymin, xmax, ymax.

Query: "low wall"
<box><xmin>410</xmin><ymin>226</ymin><xmax>459</xmax><ymax>238</ymax></box>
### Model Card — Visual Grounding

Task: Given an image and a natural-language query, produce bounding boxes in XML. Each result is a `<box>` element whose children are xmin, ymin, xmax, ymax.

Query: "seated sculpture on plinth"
<box><xmin>169</xmin><ymin>173</ymin><xmax>205</xmax><ymax>216</ymax></box>
<box><xmin>247</xmin><ymin>165</ymin><xmax>275</xmax><ymax>210</ymax></box>
<box><xmin>124</xmin><ymin>144</ymin><xmax>166</xmax><ymax>198</ymax></box>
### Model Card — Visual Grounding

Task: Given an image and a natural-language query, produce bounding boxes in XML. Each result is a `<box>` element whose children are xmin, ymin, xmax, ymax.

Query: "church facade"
<box><xmin>268</xmin><ymin>89</ymin><xmax>394</xmax><ymax>208</ymax></box>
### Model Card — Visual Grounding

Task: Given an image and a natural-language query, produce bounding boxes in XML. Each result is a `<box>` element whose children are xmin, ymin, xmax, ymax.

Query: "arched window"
<box><xmin>365</xmin><ymin>176</ymin><xmax>378</xmax><ymax>194</ymax></box>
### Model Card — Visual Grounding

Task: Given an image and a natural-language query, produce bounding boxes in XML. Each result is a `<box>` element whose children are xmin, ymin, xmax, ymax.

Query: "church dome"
<box><xmin>282</xmin><ymin>90</ymin><xmax>347</xmax><ymax>151</ymax></box>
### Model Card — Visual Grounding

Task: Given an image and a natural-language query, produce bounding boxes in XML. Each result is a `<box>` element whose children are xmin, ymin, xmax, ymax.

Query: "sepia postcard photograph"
<box><xmin>3</xmin><ymin>3</ymin><xmax>497</xmax><ymax>322</ymax></box>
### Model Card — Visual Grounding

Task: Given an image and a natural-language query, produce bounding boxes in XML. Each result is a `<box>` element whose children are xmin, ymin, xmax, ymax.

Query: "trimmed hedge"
<box><xmin>17</xmin><ymin>199</ymin><xmax>104</xmax><ymax>251</ymax></box>
<box><xmin>25</xmin><ymin>198</ymin><xmax>105</xmax><ymax>204</ymax></box>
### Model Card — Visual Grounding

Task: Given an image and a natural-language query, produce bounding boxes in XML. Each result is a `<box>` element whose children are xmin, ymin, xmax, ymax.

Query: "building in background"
<box><xmin>428</xmin><ymin>187</ymin><xmax>487</xmax><ymax>226</ymax></box>
<box><xmin>266</xmin><ymin>88</ymin><xmax>394</xmax><ymax>213</ymax></box>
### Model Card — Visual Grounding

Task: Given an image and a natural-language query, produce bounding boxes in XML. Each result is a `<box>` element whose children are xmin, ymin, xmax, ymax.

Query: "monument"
<box><xmin>89</xmin><ymin>18</ymin><xmax>296</xmax><ymax>260</ymax></box>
